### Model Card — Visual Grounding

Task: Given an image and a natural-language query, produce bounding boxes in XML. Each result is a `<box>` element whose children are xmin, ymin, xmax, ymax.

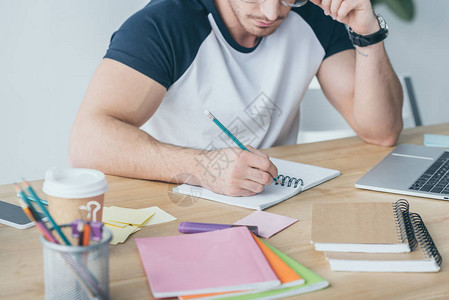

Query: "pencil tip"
<box><xmin>14</xmin><ymin>184</ymin><xmax>21</xmax><ymax>193</ymax></box>
<box><xmin>204</xmin><ymin>110</ymin><xmax>214</xmax><ymax>120</ymax></box>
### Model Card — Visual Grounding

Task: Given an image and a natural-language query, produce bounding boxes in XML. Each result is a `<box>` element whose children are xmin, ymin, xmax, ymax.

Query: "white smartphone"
<box><xmin>0</xmin><ymin>200</ymin><xmax>47</xmax><ymax>229</ymax></box>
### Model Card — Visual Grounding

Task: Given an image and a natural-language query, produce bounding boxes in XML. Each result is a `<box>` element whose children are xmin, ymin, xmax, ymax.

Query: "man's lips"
<box><xmin>253</xmin><ymin>19</ymin><xmax>275</xmax><ymax>27</ymax></box>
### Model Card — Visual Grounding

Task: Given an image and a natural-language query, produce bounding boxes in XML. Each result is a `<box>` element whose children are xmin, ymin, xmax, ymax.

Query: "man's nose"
<box><xmin>259</xmin><ymin>0</ymin><xmax>281</xmax><ymax>21</ymax></box>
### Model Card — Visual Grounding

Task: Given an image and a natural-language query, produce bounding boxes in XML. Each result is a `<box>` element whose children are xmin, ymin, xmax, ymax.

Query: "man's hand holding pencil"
<box><xmin>191</xmin><ymin>111</ymin><xmax>279</xmax><ymax>197</ymax></box>
<box><xmin>195</xmin><ymin>146</ymin><xmax>279</xmax><ymax>197</ymax></box>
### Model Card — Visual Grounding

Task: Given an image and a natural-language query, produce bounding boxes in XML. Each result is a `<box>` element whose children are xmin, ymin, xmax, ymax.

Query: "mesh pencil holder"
<box><xmin>40</xmin><ymin>225</ymin><xmax>112</xmax><ymax>300</ymax></box>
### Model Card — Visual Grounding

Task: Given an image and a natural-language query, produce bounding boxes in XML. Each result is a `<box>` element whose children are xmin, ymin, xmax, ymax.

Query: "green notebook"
<box><xmin>217</xmin><ymin>240</ymin><xmax>329</xmax><ymax>300</ymax></box>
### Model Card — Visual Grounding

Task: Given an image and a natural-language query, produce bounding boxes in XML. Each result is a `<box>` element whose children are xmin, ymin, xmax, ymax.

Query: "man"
<box><xmin>69</xmin><ymin>0</ymin><xmax>403</xmax><ymax>197</ymax></box>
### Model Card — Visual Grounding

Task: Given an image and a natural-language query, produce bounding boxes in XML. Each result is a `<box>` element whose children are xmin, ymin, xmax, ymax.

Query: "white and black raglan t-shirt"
<box><xmin>104</xmin><ymin>0</ymin><xmax>354</xmax><ymax>150</ymax></box>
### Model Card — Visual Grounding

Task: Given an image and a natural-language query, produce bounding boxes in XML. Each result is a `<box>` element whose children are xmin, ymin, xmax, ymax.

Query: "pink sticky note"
<box><xmin>234</xmin><ymin>211</ymin><xmax>298</xmax><ymax>238</ymax></box>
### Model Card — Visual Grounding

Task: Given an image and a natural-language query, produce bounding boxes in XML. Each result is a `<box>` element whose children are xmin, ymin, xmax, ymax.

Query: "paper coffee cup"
<box><xmin>43</xmin><ymin>168</ymin><xmax>108</xmax><ymax>224</ymax></box>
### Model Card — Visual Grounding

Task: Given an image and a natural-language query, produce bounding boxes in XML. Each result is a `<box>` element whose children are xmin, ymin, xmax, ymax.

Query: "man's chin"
<box><xmin>246</xmin><ymin>24</ymin><xmax>279</xmax><ymax>37</ymax></box>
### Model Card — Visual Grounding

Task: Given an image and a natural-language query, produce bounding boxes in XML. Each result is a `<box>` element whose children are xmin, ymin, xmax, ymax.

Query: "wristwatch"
<box><xmin>348</xmin><ymin>14</ymin><xmax>389</xmax><ymax>47</ymax></box>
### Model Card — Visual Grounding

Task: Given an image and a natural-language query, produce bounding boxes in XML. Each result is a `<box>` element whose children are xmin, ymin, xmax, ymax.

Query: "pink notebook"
<box><xmin>135</xmin><ymin>227</ymin><xmax>280</xmax><ymax>298</ymax></box>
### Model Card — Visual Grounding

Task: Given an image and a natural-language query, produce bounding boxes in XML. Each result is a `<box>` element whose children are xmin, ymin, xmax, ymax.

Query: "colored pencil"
<box><xmin>83</xmin><ymin>223</ymin><xmax>91</xmax><ymax>247</ymax></box>
<box><xmin>15</xmin><ymin>186</ymin><xmax>106</xmax><ymax>298</ymax></box>
<box><xmin>24</xmin><ymin>194</ymin><xmax>48</xmax><ymax>206</ymax></box>
<box><xmin>78</xmin><ymin>221</ymin><xmax>85</xmax><ymax>246</ymax></box>
<box><xmin>15</xmin><ymin>185</ymin><xmax>41</xmax><ymax>218</ymax></box>
<box><xmin>21</xmin><ymin>180</ymin><xmax>71</xmax><ymax>246</ymax></box>
<box><xmin>205</xmin><ymin>110</ymin><xmax>279</xmax><ymax>183</ymax></box>
<box><xmin>17</xmin><ymin>197</ymin><xmax>58</xmax><ymax>243</ymax></box>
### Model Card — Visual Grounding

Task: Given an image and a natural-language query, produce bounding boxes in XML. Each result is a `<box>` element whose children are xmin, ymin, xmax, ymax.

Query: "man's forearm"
<box><xmin>69</xmin><ymin>114</ymin><xmax>278</xmax><ymax>196</ymax></box>
<box><xmin>69</xmin><ymin>114</ymin><xmax>204</xmax><ymax>184</ymax></box>
<box><xmin>311</xmin><ymin>0</ymin><xmax>404</xmax><ymax>146</ymax></box>
<box><xmin>352</xmin><ymin>41</ymin><xmax>403</xmax><ymax>146</ymax></box>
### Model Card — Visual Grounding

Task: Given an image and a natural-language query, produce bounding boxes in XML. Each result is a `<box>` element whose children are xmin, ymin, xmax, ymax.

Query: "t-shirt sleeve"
<box><xmin>103</xmin><ymin>1</ymin><xmax>211</xmax><ymax>90</ymax></box>
<box><xmin>104</xmin><ymin>8</ymin><xmax>172</xmax><ymax>89</ymax></box>
<box><xmin>323</xmin><ymin>21</ymin><xmax>354</xmax><ymax>59</ymax></box>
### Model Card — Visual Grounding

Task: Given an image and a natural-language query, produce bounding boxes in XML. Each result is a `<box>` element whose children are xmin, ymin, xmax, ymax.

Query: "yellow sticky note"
<box><xmin>103</xmin><ymin>220</ymin><xmax>127</xmax><ymax>228</ymax></box>
<box><xmin>106</xmin><ymin>224</ymin><xmax>140</xmax><ymax>245</ymax></box>
<box><xmin>139</xmin><ymin>206</ymin><xmax>177</xmax><ymax>226</ymax></box>
<box><xmin>102</xmin><ymin>206</ymin><xmax>155</xmax><ymax>226</ymax></box>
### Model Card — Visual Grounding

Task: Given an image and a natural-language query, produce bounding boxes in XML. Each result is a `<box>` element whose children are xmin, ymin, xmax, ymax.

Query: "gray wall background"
<box><xmin>1</xmin><ymin>0</ymin><xmax>448</xmax><ymax>185</ymax></box>
<box><xmin>374</xmin><ymin>1</ymin><xmax>449</xmax><ymax>125</ymax></box>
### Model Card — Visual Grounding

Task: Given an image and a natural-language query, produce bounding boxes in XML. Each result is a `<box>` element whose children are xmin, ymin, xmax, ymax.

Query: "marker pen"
<box><xmin>178</xmin><ymin>222</ymin><xmax>259</xmax><ymax>236</ymax></box>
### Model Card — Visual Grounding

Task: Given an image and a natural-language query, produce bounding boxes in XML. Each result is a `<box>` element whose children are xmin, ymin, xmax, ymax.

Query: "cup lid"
<box><xmin>43</xmin><ymin>168</ymin><xmax>108</xmax><ymax>199</ymax></box>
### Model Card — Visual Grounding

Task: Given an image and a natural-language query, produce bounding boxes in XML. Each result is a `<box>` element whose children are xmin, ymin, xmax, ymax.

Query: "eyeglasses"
<box><xmin>240</xmin><ymin>0</ymin><xmax>308</xmax><ymax>8</ymax></box>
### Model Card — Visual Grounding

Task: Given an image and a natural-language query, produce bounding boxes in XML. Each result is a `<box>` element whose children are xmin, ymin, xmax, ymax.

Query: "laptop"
<box><xmin>355</xmin><ymin>144</ymin><xmax>449</xmax><ymax>200</ymax></box>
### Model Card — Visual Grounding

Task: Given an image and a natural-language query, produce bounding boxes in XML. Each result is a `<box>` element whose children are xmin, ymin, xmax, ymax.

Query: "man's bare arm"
<box><xmin>312</xmin><ymin>0</ymin><xmax>403</xmax><ymax>146</ymax></box>
<box><xmin>69</xmin><ymin>59</ymin><xmax>278</xmax><ymax>196</ymax></box>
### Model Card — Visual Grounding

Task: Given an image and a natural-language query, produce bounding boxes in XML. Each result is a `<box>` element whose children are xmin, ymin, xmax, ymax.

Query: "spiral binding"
<box><xmin>275</xmin><ymin>175</ymin><xmax>304</xmax><ymax>189</ymax></box>
<box><xmin>393</xmin><ymin>199</ymin><xmax>417</xmax><ymax>251</ymax></box>
<box><xmin>410</xmin><ymin>212</ymin><xmax>443</xmax><ymax>266</ymax></box>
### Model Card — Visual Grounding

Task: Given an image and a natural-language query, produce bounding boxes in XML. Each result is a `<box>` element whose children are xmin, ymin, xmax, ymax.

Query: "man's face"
<box><xmin>228</xmin><ymin>0</ymin><xmax>291</xmax><ymax>38</ymax></box>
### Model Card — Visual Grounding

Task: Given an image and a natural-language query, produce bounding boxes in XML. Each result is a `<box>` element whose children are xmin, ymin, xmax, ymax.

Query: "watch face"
<box><xmin>377</xmin><ymin>14</ymin><xmax>388</xmax><ymax>31</ymax></box>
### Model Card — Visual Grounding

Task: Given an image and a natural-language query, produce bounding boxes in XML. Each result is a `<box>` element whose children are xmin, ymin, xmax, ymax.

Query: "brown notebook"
<box><xmin>311</xmin><ymin>200</ymin><xmax>417</xmax><ymax>253</ymax></box>
<box><xmin>324</xmin><ymin>213</ymin><xmax>442</xmax><ymax>272</ymax></box>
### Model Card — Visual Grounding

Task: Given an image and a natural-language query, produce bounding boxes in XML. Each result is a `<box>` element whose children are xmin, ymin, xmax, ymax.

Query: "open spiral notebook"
<box><xmin>173</xmin><ymin>158</ymin><xmax>340</xmax><ymax>210</ymax></box>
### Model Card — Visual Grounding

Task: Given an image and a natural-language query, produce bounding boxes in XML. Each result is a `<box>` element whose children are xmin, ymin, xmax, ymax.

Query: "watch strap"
<box><xmin>349</xmin><ymin>14</ymin><xmax>389</xmax><ymax>47</ymax></box>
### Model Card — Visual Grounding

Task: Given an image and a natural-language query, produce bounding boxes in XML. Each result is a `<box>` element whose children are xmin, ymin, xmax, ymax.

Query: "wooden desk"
<box><xmin>1</xmin><ymin>123</ymin><xmax>449</xmax><ymax>300</ymax></box>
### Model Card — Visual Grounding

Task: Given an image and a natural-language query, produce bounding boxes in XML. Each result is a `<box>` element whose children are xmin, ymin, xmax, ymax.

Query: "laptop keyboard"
<box><xmin>409</xmin><ymin>152</ymin><xmax>449</xmax><ymax>194</ymax></box>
